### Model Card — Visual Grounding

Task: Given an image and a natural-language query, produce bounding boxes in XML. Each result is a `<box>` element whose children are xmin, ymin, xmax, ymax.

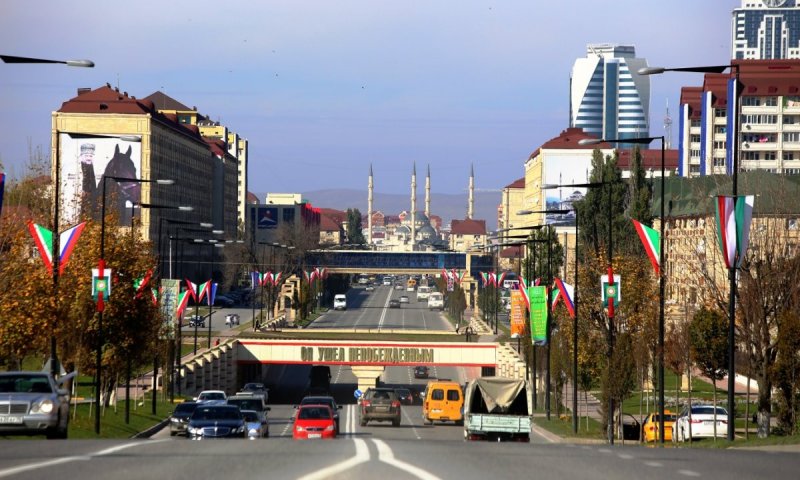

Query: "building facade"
<box><xmin>732</xmin><ymin>0</ymin><xmax>800</xmax><ymax>60</ymax></box>
<box><xmin>677</xmin><ymin>60</ymin><xmax>800</xmax><ymax>177</ymax></box>
<box><xmin>449</xmin><ymin>218</ymin><xmax>487</xmax><ymax>253</ymax></box>
<box><xmin>570</xmin><ymin>44</ymin><xmax>651</xmax><ymax>143</ymax></box>
<box><xmin>247</xmin><ymin>193</ymin><xmax>321</xmax><ymax>245</ymax></box>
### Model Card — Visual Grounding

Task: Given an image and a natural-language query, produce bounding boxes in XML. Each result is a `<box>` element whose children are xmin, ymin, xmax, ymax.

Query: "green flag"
<box><xmin>529</xmin><ymin>286</ymin><xmax>548</xmax><ymax>345</ymax></box>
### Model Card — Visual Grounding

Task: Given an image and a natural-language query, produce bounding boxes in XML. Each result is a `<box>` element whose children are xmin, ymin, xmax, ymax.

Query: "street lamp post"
<box><xmin>581</xmin><ymin>135</ymin><xmax>667</xmax><ymax>443</ymax></box>
<box><xmin>640</xmin><ymin>63</ymin><xmax>740</xmax><ymax>442</ymax></box>
<box><xmin>96</xmin><ymin>175</ymin><xmax>173</xmax><ymax>435</ymax></box>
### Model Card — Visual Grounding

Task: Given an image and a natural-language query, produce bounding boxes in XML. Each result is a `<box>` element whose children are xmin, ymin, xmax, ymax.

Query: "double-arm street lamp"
<box><xmin>640</xmin><ymin>63</ymin><xmax>741</xmax><ymax>442</ymax></box>
<box><xmin>580</xmin><ymin>135</ymin><xmax>667</xmax><ymax>443</ymax></box>
<box><xmin>96</xmin><ymin>175</ymin><xmax>174</xmax><ymax>435</ymax></box>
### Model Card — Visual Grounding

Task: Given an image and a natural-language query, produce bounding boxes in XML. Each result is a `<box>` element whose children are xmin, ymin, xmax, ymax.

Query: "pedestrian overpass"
<box><xmin>304</xmin><ymin>250</ymin><xmax>493</xmax><ymax>275</ymax></box>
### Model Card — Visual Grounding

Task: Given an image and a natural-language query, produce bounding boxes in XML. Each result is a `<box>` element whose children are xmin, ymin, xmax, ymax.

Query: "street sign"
<box><xmin>600</xmin><ymin>274</ymin><xmax>621</xmax><ymax>307</ymax></box>
<box><xmin>354</xmin><ymin>389</ymin><xmax>363</xmax><ymax>399</ymax></box>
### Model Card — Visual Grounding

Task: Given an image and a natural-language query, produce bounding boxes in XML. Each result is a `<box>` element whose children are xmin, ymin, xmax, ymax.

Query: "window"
<box><xmin>447</xmin><ymin>389</ymin><xmax>460</xmax><ymax>401</ymax></box>
<box><xmin>765</xmin><ymin>97</ymin><xmax>778</xmax><ymax>107</ymax></box>
<box><xmin>431</xmin><ymin>389</ymin><xmax>444</xmax><ymax>401</ymax></box>
<box><xmin>764</xmin><ymin>152</ymin><xmax>777</xmax><ymax>161</ymax></box>
<box><xmin>743</xmin><ymin>151</ymin><xmax>760</xmax><ymax>160</ymax></box>
<box><xmin>742</xmin><ymin>96</ymin><xmax>760</xmax><ymax>107</ymax></box>
<box><xmin>714</xmin><ymin>141</ymin><xmax>726</xmax><ymax>150</ymax></box>
<box><xmin>784</xmin><ymin>132</ymin><xmax>800</xmax><ymax>143</ymax></box>
<box><xmin>714</xmin><ymin>126</ymin><xmax>727</xmax><ymax>134</ymax></box>
<box><xmin>714</xmin><ymin>109</ymin><xmax>727</xmax><ymax>118</ymax></box>
<box><xmin>784</xmin><ymin>152</ymin><xmax>796</xmax><ymax>161</ymax></box>
<box><xmin>282</xmin><ymin>208</ymin><xmax>295</xmax><ymax>223</ymax></box>
<box><xmin>690</xmin><ymin>135</ymin><xmax>701</xmax><ymax>143</ymax></box>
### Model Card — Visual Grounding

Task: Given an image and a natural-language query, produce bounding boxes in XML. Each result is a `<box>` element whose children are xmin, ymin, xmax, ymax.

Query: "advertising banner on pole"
<box><xmin>528</xmin><ymin>286</ymin><xmax>547</xmax><ymax>345</ymax></box>
<box><xmin>600</xmin><ymin>274</ymin><xmax>621</xmax><ymax>307</ymax></box>
<box><xmin>510</xmin><ymin>289</ymin><xmax>526</xmax><ymax>338</ymax></box>
<box><xmin>160</xmin><ymin>279</ymin><xmax>181</xmax><ymax>339</ymax></box>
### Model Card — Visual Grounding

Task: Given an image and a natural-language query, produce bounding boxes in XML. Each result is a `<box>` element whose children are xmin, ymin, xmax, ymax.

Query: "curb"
<box><xmin>132</xmin><ymin>418</ymin><xmax>169</xmax><ymax>439</ymax></box>
<box><xmin>531</xmin><ymin>422</ymin><xmax>563</xmax><ymax>443</ymax></box>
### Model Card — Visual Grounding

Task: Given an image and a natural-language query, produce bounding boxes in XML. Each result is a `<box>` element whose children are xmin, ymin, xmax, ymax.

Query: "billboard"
<box><xmin>543</xmin><ymin>153</ymin><xmax>593</xmax><ymax>226</ymax></box>
<box><xmin>160</xmin><ymin>279</ymin><xmax>181</xmax><ymax>339</ymax></box>
<box><xmin>60</xmin><ymin>134</ymin><xmax>142</xmax><ymax>224</ymax></box>
<box><xmin>509</xmin><ymin>289</ymin><xmax>526</xmax><ymax>338</ymax></box>
<box><xmin>256</xmin><ymin>207</ymin><xmax>279</xmax><ymax>229</ymax></box>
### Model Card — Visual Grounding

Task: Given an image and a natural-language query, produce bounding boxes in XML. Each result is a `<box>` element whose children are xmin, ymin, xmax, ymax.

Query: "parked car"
<box><xmin>359</xmin><ymin>387</ymin><xmax>402</xmax><ymax>427</ymax></box>
<box><xmin>414</xmin><ymin>366</ymin><xmax>429</xmax><ymax>379</ymax></box>
<box><xmin>642</xmin><ymin>410</ymin><xmax>676</xmax><ymax>442</ymax></box>
<box><xmin>194</xmin><ymin>390</ymin><xmax>227</xmax><ymax>405</ymax></box>
<box><xmin>673</xmin><ymin>405</ymin><xmax>729</xmax><ymax>442</ymax></box>
<box><xmin>0</xmin><ymin>370</ymin><xmax>74</xmax><ymax>439</ymax></box>
<box><xmin>399</xmin><ymin>295</ymin><xmax>409</xmax><ymax>303</ymax></box>
<box><xmin>186</xmin><ymin>315</ymin><xmax>205</xmax><ymax>328</ymax></box>
<box><xmin>187</xmin><ymin>405</ymin><xmax>246</xmax><ymax>439</ymax></box>
<box><xmin>389</xmin><ymin>299</ymin><xmax>401</xmax><ymax>308</ymax></box>
<box><xmin>169</xmin><ymin>401</ymin><xmax>199</xmax><ymax>436</ymax></box>
<box><xmin>293</xmin><ymin>404</ymin><xmax>337</xmax><ymax>439</ymax></box>
<box><xmin>214</xmin><ymin>295</ymin><xmax>234</xmax><ymax>307</ymax></box>
<box><xmin>298</xmin><ymin>395</ymin><xmax>342</xmax><ymax>433</ymax></box>
<box><xmin>225</xmin><ymin>313</ymin><xmax>240</xmax><ymax>327</ymax></box>
<box><xmin>241</xmin><ymin>410</ymin><xmax>267</xmax><ymax>439</ymax></box>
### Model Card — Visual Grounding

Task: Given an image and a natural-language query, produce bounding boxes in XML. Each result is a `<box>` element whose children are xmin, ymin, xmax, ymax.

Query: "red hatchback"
<box><xmin>293</xmin><ymin>404</ymin><xmax>337</xmax><ymax>440</ymax></box>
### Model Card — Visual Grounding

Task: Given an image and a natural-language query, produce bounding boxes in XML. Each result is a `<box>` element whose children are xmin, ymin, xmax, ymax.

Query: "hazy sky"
<box><xmin>1</xmin><ymin>1</ymin><xmax>733</xmax><ymax>195</ymax></box>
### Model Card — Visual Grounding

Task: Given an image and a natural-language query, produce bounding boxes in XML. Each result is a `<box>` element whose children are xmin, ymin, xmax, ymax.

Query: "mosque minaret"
<box><xmin>368</xmin><ymin>163</ymin><xmax>373</xmax><ymax>245</ymax></box>
<box><xmin>468</xmin><ymin>163</ymin><xmax>474</xmax><ymax>219</ymax></box>
<box><xmin>411</xmin><ymin>162</ymin><xmax>417</xmax><ymax>248</ymax></box>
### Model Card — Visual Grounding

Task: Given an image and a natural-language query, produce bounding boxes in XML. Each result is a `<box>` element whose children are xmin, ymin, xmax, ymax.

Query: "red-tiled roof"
<box><xmin>680</xmin><ymin>87</ymin><xmax>703</xmax><ymax>120</ymax></box>
<box><xmin>736</xmin><ymin>59</ymin><xmax>800</xmax><ymax>96</ymax></box>
<box><xmin>702</xmin><ymin>73</ymin><xmax>729</xmax><ymax>108</ymax></box>
<box><xmin>143</xmin><ymin>91</ymin><xmax>193</xmax><ymax>111</ymax></box>
<box><xmin>505</xmin><ymin>177</ymin><xmax>525</xmax><ymax>189</ymax></box>
<box><xmin>500</xmin><ymin>245</ymin><xmax>523</xmax><ymax>258</ymax></box>
<box><xmin>319</xmin><ymin>208</ymin><xmax>346</xmax><ymax>224</ymax></box>
<box><xmin>451</xmin><ymin>218</ymin><xmax>486</xmax><ymax>235</ymax></box>
<box><xmin>246</xmin><ymin>192</ymin><xmax>259</xmax><ymax>204</ymax></box>
<box><xmin>319</xmin><ymin>214</ymin><xmax>341</xmax><ymax>232</ymax></box>
<box><xmin>617</xmin><ymin>149</ymin><xmax>680</xmax><ymax>171</ymax></box>
<box><xmin>529</xmin><ymin>128</ymin><xmax>612</xmax><ymax>159</ymax></box>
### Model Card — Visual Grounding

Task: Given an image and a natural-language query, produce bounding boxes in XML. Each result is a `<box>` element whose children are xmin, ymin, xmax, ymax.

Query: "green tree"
<box><xmin>599</xmin><ymin>331</ymin><xmax>637</xmax><ymax>438</ymax></box>
<box><xmin>346</xmin><ymin>208</ymin><xmax>366</xmax><ymax>245</ymax></box>
<box><xmin>771</xmin><ymin>310</ymin><xmax>800</xmax><ymax>435</ymax></box>
<box><xmin>626</xmin><ymin>145</ymin><xmax>653</xmax><ymax>227</ymax></box>
<box><xmin>689</xmin><ymin>307</ymin><xmax>728</xmax><ymax>439</ymax></box>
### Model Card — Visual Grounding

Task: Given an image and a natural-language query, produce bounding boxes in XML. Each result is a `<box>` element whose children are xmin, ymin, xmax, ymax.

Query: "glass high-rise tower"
<box><xmin>569</xmin><ymin>44</ymin><xmax>650</xmax><ymax>143</ymax></box>
<box><xmin>732</xmin><ymin>0</ymin><xmax>800</xmax><ymax>60</ymax></box>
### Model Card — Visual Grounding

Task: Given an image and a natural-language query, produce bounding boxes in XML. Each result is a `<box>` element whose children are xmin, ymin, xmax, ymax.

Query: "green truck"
<box><xmin>463</xmin><ymin>377</ymin><xmax>532</xmax><ymax>442</ymax></box>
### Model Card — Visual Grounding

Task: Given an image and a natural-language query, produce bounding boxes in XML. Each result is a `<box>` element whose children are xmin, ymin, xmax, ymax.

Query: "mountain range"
<box><xmin>256</xmin><ymin>189</ymin><xmax>501</xmax><ymax>231</ymax></box>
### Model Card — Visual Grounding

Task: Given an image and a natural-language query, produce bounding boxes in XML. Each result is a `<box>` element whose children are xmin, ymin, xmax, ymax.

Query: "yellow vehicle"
<box><xmin>422</xmin><ymin>380</ymin><xmax>464</xmax><ymax>425</ymax></box>
<box><xmin>406</xmin><ymin>278</ymin><xmax>417</xmax><ymax>291</ymax></box>
<box><xmin>641</xmin><ymin>410</ymin><xmax>676</xmax><ymax>442</ymax></box>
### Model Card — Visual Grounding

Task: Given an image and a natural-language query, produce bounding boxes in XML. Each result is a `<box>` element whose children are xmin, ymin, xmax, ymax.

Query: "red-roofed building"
<box><xmin>498</xmin><ymin>177</ymin><xmax>526</xmax><ymax>242</ymax></box>
<box><xmin>678</xmin><ymin>59</ymin><xmax>800</xmax><ymax>177</ymax></box>
<box><xmin>449</xmin><ymin>218</ymin><xmax>487</xmax><ymax>252</ymax></box>
<box><xmin>319</xmin><ymin>211</ymin><xmax>345</xmax><ymax>246</ymax></box>
<box><xmin>53</xmin><ymin>84</ymin><xmax>240</xmax><ymax>281</ymax></box>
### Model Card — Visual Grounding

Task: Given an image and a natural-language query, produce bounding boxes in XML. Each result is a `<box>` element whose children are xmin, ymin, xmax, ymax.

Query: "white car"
<box><xmin>333</xmin><ymin>294</ymin><xmax>347</xmax><ymax>310</ymax></box>
<box><xmin>673</xmin><ymin>405</ymin><xmax>728</xmax><ymax>442</ymax></box>
<box><xmin>225</xmin><ymin>313</ymin><xmax>240</xmax><ymax>327</ymax></box>
<box><xmin>194</xmin><ymin>390</ymin><xmax>227</xmax><ymax>405</ymax></box>
<box><xmin>399</xmin><ymin>295</ymin><xmax>409</xmax><ymax>303</ymax></box>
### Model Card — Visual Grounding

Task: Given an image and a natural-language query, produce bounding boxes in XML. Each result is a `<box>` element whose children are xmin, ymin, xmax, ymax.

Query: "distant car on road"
<box><xmin>394</xmin><ymin>388</ymin><xmax>414</xmax><ymax>405</ymax></box>
<box><xmin>240</xmin><ymin>382</ymin><xmax>269</xmax><ymax>403</ymax></box>
<box><xmin>169</xmin><ymin>401</ymin><xmax>198</xmax><ymax>436</ymax></box>
<box><xmin>186</xmin><ymin>315</ymin><xmax>205</xmax><ymax>328</ymax></box>
<box><xmin>365</xmin><ymin>285</ymin><xmax>375</xmax><ymax>292</ymax></box>
<box><xmin>293</xmin><ymin>404</ymin><xmax>337</xmax><ymax>439</ymax></box>
<box><xmin>333</xmin><ymin>294</ymin><xmax>347</xmax><ymax>310</ymax></box>
<box><xmin>414</xmin><ymin>366</ymin><xmax>429</xmax><ymax>379</ymax></box>
<box><xmin>194</xmin><ymin>390</ymin><xmax>227</xmax><ymax>405</ymax></box>
<box><xmin>359</xmin><ymin>388</ymin><xmax>401</xmax><ymax>427</ymax></box>
<box><xmin>241</xmin><ymin>410</ymin><xmax>267</xmax><ymax>439</ymax></box>
<box><xmin>394</xmin><ymin>284</ymin><xmax>404</xmax><ymax>290</ymax></box>
<box><xmin>0</xmin><ymin>370</ymin><xmax>73</xmax><ymax>439</ymax></box>
<box><xmin>673</xmin><ymin>405</ymin><xmax>728</xmax><ymax>442</ymax></box>
<box><xmin>399</xmin><ymin>295</ymin><xmax>409</xmax><ymax>303</ymax></box>
<box><xmin>298</xmin><ymin>395</ymin><xmax>342</xmax><ymax>433</ymax></box>
<box><xmin>187</xmin><ymin>405</ymin><xmax>246</xmax><ymax>439</ymax></box>
<box><xmin>389</xmin><ymin>299</ymin><xmax>401</xmax><ymax>308</ymax></box>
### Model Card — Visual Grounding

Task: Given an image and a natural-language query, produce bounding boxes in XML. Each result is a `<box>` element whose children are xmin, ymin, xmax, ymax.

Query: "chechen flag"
<box><xmin>632</xmin><ymin>219</ymin><xmax>661</xmax><ymax>275</ymax></box>
<box><xmin>518</xmin><ymin>278</ymin><xmax>531</xmax><ymax>311</ymax></box>
<box><xmin>175</xmin><ymin>290</ymin><xmax>191</xmax><ymax>317</ymax></box>
<box><xmin>715</xmin><ymin>195</ymin><xmax>754</xmax><ymax>269</ymax></box>
<box><xmin>27</xmin><ymin>221</ymin><xmax>86</xmax><ymax>275</ymax></box>
<box><xmin>552</xmin><ymin>277</ymin><xmax>576</xmax><ymax>318</ymax></box>
<box><xmin>185</xmin><ymin>279</ymin><xmax>200</xmax><ymax>302</ymax></box>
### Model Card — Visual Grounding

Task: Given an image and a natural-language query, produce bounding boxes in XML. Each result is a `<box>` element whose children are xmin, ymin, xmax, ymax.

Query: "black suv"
<box><xmin>359</xmin><ymin>388</ymin><xmax>401</xmax><ymax>427</ymax></box>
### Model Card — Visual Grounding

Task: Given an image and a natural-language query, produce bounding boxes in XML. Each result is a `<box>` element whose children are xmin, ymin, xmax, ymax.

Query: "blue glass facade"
<box><xmin>734</xmin><ymin>8</ymin><xmax>800</xmax><ymax>59</ymax></box>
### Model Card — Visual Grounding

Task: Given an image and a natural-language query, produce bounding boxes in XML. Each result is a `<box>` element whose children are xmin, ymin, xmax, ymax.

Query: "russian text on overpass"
<box><xmin>238</xmin><ymin>339</ymin><xmax>497</xmax><ymax>392</ymax></box>
<box><xmin>304</xmin><ymin>250</ymin><xmax>493</xmax><ymax>275</ymax></box>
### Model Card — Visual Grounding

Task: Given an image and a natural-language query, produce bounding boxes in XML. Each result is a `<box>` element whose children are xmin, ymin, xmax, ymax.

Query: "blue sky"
<box><xmin>1</xmin><ymin>1</ymin><xmax>733</xmax><ymax>195</ymax></box>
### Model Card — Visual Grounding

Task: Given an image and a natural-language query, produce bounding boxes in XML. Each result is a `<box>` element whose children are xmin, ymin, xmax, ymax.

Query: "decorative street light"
<box><xmin>581</xmin><ymin>135</ymin><xmax>667</xmax><ymax>443</ymax></box>
<box><xmin>542</xmin><ymin>179</ymin><xmax>614</xmax><ymax>442</ymax></box>
<box><xmin>96</xmin><ymin>175</ymin><xmax>173</xmax><ymax>435</ymax></box>
<box><xmin>639</xmin><ymin>63</ymin><xmax>741</xmax><ymax>442</ymax></box>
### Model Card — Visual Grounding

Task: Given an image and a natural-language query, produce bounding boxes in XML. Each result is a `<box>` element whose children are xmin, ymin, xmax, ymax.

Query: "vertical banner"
<box><xmin>92</xmin><ymin>269</ymin><xmax>112</xmax><ymax>301</ymax></box>
<box><xmin>510</xmin><ymin>289</ymin><xmax>526</xmax><ymax>337</ymax></box>
<box><xmin>160</xmin><ymin>279</ymin><xmax>181</xmax><ymax>339</ymax></box>
<box><xmin>601</xmin><ymin>274</ymin><xmax>621</xmax><ymax>307</ymax></box>
<box><xmin>529</xmin><ymin>286</ymin><xmax>548</xmax><ymax>345</ymax></box>
<box><xmin>714</xmin><ymin>195</ymin><xmax>755</xmax><ymax>269</ymax></box>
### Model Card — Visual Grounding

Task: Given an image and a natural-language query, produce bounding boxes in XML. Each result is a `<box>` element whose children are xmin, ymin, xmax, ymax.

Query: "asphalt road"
<box><xmin>309</xmin><ymin>285</ymin><xmax>452</xmax><ymax>330</ymax></box>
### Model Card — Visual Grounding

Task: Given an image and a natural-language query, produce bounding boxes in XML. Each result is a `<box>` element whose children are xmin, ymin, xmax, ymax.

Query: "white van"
<box><xmin>427</xmin><ymin>292</ymin><xmax>444</xmax><ymax>311</ymax></box>
<box><xmin>417</xmin><ymin>285</ymin><xmax>431</xmax><ymax>301</ymax></box>
<box><xmin>333</xmin><ymin>294</ymin><xmax>347</xmax><ymax>310</ymax></box>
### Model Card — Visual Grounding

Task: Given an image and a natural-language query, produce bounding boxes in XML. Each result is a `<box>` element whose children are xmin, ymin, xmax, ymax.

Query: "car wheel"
<box><xmin>170</xmin><ymin>430</ymin><xmax>177</xmax><ymax>437</ymax></box>
<box><xmin>392</xmin><ymin>418</ymin><xmax>400</xmax><ymax>427</ymax></box>
<box><xmin>360</xmin><ymin>419</ymin><xmax>367</xmax><ymax>427</ymax></box>
<box><xmin>423</xmin><ymin>416</ymin><xmax>432</xmax><ymax>426</ymax></box>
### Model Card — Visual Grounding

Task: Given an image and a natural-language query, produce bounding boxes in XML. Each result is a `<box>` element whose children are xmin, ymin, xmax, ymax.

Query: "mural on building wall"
<box><xmin>543</xmin><ymin>155</ymin><xmax>592</xmax><ymax>226</ymax></box>
<box><xmin>256</xmin><ymin>207</ymin><xmax>279</xmax><ymax>229</ymax></box>
<box><xmin>60</xmin><ymin>134</ymin><xmax>142</xmax><ymax>224</ymax></box>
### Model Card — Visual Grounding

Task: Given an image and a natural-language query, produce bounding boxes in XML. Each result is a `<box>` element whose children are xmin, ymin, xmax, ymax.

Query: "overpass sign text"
<box><xmin>301</xmin><ymin>346</ymin><xmax>434</xmax><ymax>364</ymax></box>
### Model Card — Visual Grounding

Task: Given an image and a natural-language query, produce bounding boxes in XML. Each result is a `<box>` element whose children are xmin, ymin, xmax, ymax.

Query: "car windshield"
<box><xmin>243</xmin><ymin>383</ymin><xmax>264</xmax><ymax>390</ymax></box>
<box><xmin>0</xmin><ymin>374</ymin><xmax>52</xmax><ymax>393</ymax></box>
<box><xmin>192</xmin><ymin>407</ymin><xmax>241</xmax><ymax>421</ymax></box>
<box><xmin>692</xmin><ymin>406</ymin><xmax>727</xmax><ymax>416</ymax></box>
<box><xmin>229</xmin><ymin>399</ymin><xmax>262</xmax><ymax>411</ymax></box>
<box><xmin>174</xmin><ymin>403</ymin><xmax>197</xmax><ymax>414</ymax></box>
<box><xmin>302</xmin><ymin>397</ymin><xmax>334</xmax><ymax>408</ymax></box>
<box><xmin>241</xmin><ymin>411</ymin><xmax>259</xmax><ymax>422</ymax></box>
<box><xmin>298</xmin><ymin>407</ymin><xmax>331</xmax><ymax>420</ymax></box>
<box><xmin>199</xmin><ymin>392</ymin><xmax>225</xmax><ymax>400</ymax></box>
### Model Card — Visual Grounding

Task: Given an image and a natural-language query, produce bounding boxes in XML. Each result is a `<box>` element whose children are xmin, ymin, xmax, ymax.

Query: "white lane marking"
<box><xmin>0</xmin><ymin>440</ymin><xmax>164</xmax><ymax>479</ymax></box>
<box><xmin>298</xmin><ymin>438</ymin><xmax>370</xmax><ymax>480</ymax></box>
<box><xmin>618</xmin><ymin>453</ymin><xmax>634</xmax><ymax>460</ymax></box>
<box><xmin>281</xmin><ymin>409</ymin><xmax>295</xmax><ymax>437</ymax></box>
<box><xmin>598</xmin><ymin>448</ymin><xmax>612</xmax><ymax>454</ymax></box>
<box><xmin>401</xmin><ymin>404</ymin><xmax>422</xmax><ymax>440</ymax></box>
<box><xmin>644</xmin><ymin>461</ymin><xmax>663</xmax><ymax>467</ymax></box>
<box><xmin>372</xmin><ymin>439</ymin><xmax>442</xmax><ymax>480</ymax></box>
<box><xmin>377</xmin><ymin>287</ymin><xmax>393</xmax><ymax>329</ymax></box>
<box><xmin>678</xmin><ymin>470</ymin><xmax>701</xmax><ymax>477</ymax></box>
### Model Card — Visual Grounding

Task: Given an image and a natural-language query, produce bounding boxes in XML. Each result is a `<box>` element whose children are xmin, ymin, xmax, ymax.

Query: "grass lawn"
<box><xmin>535</xmin><ymin>411</ymin><xmax>605</xmax><ymax>440</ymax></box>
<box><xmin>67</xmin><ymin>392</ymin><xmax>180</xmax><ymax>439</ymax></box>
